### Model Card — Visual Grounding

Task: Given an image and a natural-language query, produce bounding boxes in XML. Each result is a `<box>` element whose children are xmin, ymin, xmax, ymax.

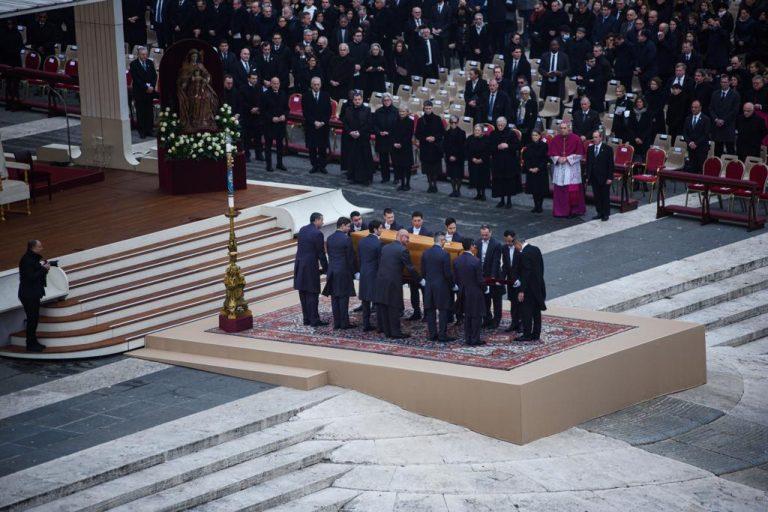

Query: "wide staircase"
<box><xmin>0</xmin><ymin>215</ymin><xmax>297</xmax><ymax>359</ymax></box>
<box><xmin>2</xmin><ymin>387</ymin><xmax>359</xmax><ymax>512</ymax></box>
<box><xmin>610</xmin><ymin>255</ymin><xmax>768</xmax><ymax>349</ymax></box>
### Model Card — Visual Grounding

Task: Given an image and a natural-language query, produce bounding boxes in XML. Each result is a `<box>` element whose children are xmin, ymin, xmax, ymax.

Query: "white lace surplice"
<box><xmin>551</xmin><ymin>154</ymin><xmax>582</xmax><ymax>187</ymax></box>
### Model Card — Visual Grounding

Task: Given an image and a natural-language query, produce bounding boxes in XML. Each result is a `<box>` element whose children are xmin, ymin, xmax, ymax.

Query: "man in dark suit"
<box><xmin>429</xmin><ymin>0</ymin><xmax>452</xmax><ymax>67</ymax></box>
<box><xmin>505</xmin><ymin>47</ymin><xmax>532</xmax><ymax>86</ymax></box>
<box><xmin>322</xmin><ymin>217</ymin><xmax>357</xmax><ymax>330</ymax></box>
<box><xmin>374</xmin><ymin>230</ymin><xmax>421</xmax><ymax>338</ymax></box>
<box><xmin>466</xmin><ymin>13</ymin><xmax>491</xmax><ymax>64</ymax></box>
<box><xmin>463</xmin><ymin>69</ymin><xmax>489</xmax><ymax>121</ymax></box>
<box><xmin>682</xmin><ymin>100</ymin><xmax>712</xmax><ymax>174</ymax></box>
<box><xmin>261</xmin><ymin>77</ymin><xmax>288</xmax><ymax>171</ymax></box>
<box><xmin>302</xmin><ymin>77</ymin><xmax>332</xmax><ymax>174</ymax></box>
<box><xmin>357</xmin><ymin>220</ymin><xmax>383</xmax><ymax>331</ymax></box>
<box><xmin>592</xmin><ymin>5</ymin><xmax>619</xmax><ymax>44</ymax></box>
<box><xmin>444</xmin><ymin>217</ymin><xmax>464</xmax><ymax>244</ymax></box>
<box><xmin>453</xmin><ymin>238</ymin><xmax>485</xmax><ymax>346</ymax></box>
<box><xmin>421</xmin><ymin>232</ymin><xmax>455</xmax><ymax>342</ymax></box>
<box><xmin>382</xmin><ymin>208</ymin><xmax>402</xmax><ymax>231</ymax></box>
<box><xmin>151</xmin><ymin>0</ymin><xmax>174</xmax><ymax>49</ymax></box>
<box><xmin>232</xmin><ymin>47</ymin><xmax>254</xmax><ymax>89</ymax></box>
<box><xmin>217</xmin><ymin>39</ymin><xmax>237</xmax><ymax>74</ymax></box>
<box><xmin>515</xmin><ymin>238</ymin><xmax>546</xmax><ymax>342</ymax></box>
<box><xmin>18</xmin><ymin>240</ymin><xmax>49</xmax><ymax>352</ymax></box>
<box><xmin>294</xmin><ymin>213</ymin><xmax>328</xmax><ymax>327</ymax></box>
<box><xmin>572</xmin><ymin>97</ymin><xmax>601</xmax><ymax>141</ymax></box>
<box><xmin>478</xmin><ymin>225</ymin><xmax>503</xmax><ymax>328</ymax></box>
<box><xmin>405</xmin><ymin>211</ymin><xmax>432</xmax><ymax>321</ymax></box>
<box><xmin>256</xmin><ymin>43</ymin><xmax>281</xmax><ymax>86</ymax></box>
<box><xmin>586</xmin><ymin>131</ymin><xmax>614</xmax><ymax>221</ymax></box>
<box><xmin>480</xmin><ymin>80</ymin><xmax>512</xmax><ymax>125</ymax></box>
<box><xmin>414</xmin><ymin>28</ymin><xmax>441</xmax><ymax>79</ymax></box>
<box><xmin>679</xmin><ymin>41</ymin><xmax>702</xmax><ymax>77</ymax></box>
<box><xmin>350</xmin><ymin>211</ymin><xmax>365</xmax><ymax>235</ymax></box>
<box><xmin>502</xmin><ymin>231</ymin><xmax>521</xmax><ymax>334</ymax></box>
<box><xmin>239</xmin><ymin>71</ymin><xmax>263</xmax><ymax>162</ymax></box>
<box><xmin>540</xmin><ymin>39</ymin><xmax>570</xmax><ymax>100</ymax></box>
<box><xmin>129</xmin><ymin>48</ymin><xmax>158</xmax><ymax>138</ymax></box>
<box><xmin>709</xmin><ymin>74</ymin><xmax>741</xmax><ymax>156</ymax></box>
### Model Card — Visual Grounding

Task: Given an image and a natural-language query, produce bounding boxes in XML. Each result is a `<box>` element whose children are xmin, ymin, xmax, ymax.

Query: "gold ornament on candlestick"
<box><xmin>219</xmin><ymin>136</ymin><xmax>253</xmax><ymax>331</ymax></box>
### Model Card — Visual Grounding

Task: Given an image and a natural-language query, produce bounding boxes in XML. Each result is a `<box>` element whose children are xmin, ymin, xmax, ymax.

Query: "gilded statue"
<box><xmin>176</xmin><ymin>49</ymin><xmax>220</xmax><ymax>133</ymax></box>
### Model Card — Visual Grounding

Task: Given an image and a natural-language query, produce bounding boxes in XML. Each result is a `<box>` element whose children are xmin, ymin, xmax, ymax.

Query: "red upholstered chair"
<box><xmin>59</xmin><ymin>59</ymin><xmax>79</xmax><ymax>92</ymax></box>
<box><xmin>731</xmin><ymin>164</ymin><xmax>768</xmax><ymax>212</ymax></box>
<box><xmin>711</xmin><ymin>160</ymin><xmax>746</xmax><ymax>208</ymax></box>
<box><xmin>611</xmin><ymin>143</ymin><xmax>634</xmax><ymax>193</ymax></box>
<box><xmin>288</xmin><ymin>93</ymin><xmax>303</xmax><ymax>117</ymax></box>
<box><xmin>29</xmin><ymin>56</ymin><xmax>59</xmax><ymax>88</ymax></box>
<box><xmin>24</xmin><ymin>51</ymin><xmax>41</xmax><ymax>70</ymax></box>
<box><xmin>632</xmin><ymin>147</ymin><xmax>666</xmax><ymax>203</ymax></box>
<box><xmin>686</xmin><ymin>157</ymin><xmax>722</xmax><ymax>206</ymax></box>
<box><xmin>480</xmin><ymin>123</ymin><xmax>494</xmax><ymax>136</ymax></box>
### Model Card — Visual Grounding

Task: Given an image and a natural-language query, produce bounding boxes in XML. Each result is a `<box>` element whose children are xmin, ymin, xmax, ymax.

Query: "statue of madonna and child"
<box><xmin>176</xmin><ymin>49</ymin><xmax>220</xmax><ymax>133</ymax></box>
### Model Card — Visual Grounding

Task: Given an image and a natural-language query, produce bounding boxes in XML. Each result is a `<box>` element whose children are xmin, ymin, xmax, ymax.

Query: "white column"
<box><xmin>74</xmin><ymin>0</ymin><xmax>139</xmax><ymax>170</ymax></box>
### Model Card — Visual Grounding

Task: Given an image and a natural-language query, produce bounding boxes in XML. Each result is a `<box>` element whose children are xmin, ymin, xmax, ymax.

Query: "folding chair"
<box><xmin>632</xmin><ymin>147</ymin><xmax>667</xmax><ymax>203</ymax></box>
<box><xmin>731</xmin><ymin>164</ymin><xmax>768</xmax><ymax>212</ymax></box>
<box><xmin>685</xmin><ymin>157</ymin><xmax>722</xmax><ymax>206</ymax></box>
<box><xmin>653</xmin><ymin>133</ymin><xmax>672</xmax><ymax>152</ymax></box>
<box><xmin>711</xmin><ymin>160</ymin><xmax>746</xmax><ymax>209</ymax></box>
<box><xmin>538</xmin><ymin>97</ymin><xmax>561</xmax><ymax>126</ymax></box>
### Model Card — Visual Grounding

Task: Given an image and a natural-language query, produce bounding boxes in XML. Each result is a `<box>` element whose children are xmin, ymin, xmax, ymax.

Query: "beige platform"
<box><xmin>131</xmin><ymin>292</ymin><xmax>706</xmax><ymax>444</ymax></box>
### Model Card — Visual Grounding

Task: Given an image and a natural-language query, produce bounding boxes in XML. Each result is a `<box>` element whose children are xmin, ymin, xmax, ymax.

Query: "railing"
<box><xmin>0</xmin><ymin>64</ymin><xmax>80</xmax><ymax>116</ymax></box>
<box><xmin>656</xmin><ymin>170</ymin><xmax>765</xmax><ymax>231</ymax></box>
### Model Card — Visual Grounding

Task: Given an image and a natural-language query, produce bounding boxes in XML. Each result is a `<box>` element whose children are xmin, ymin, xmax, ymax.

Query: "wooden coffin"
<box><xmin>350</xmin><ymin>229</ymin><xmax>465</xmax><ymax>277</ymax></box>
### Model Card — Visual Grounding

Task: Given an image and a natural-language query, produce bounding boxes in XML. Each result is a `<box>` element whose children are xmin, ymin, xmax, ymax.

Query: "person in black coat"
<box><xmin>490</xmin><ymin>118</ymin><xmax>521</xmax><ymax>209</ymax></box>
<box><xmin>217</xmin><ymin>40</ymin><xmax>238</xmax><ymax>75</ymax></box>
<box><xmin>512</xmin><ymin>87</ymin><xmax>538</xmax><ymax>145</ymax></box>
<box><xmin>736</xmin><ymin>104</ymin><xmax>768</xmax><ymax>161</ymax></box>
<box><xmin>467</xmin><ymin>124</ymin><xmax>490</xmax><ymax>201</ymax></box>
<box><xmin>586</xmin><ymin>131</ymin><xmax>614</xmax><ymax>222</ymax></box>
<box><xmin>505</xmin><ymin>47</ymin><xmax>532</xmax><ymax>85</ymax></box>
<box><xmin>626</xmin><ymin>96</ymin><xmax>654</xmax><ymax>158</ymax></box>
<box><xmin>421</xmin><ymin>233</ymin><xmax>456</xmax><ymax>342</ymax></box>
<box><xmin>709</xmin><ymin>75</ymin><xmax>741</xmax><ymax>156</ymax></box>
<box><xmin>692</xmin><ymin>70</ymin><xmax>715</xmax><ymax>115</ymax></box>
<box><xmin>239</xmin><ymin>72</ymin><xmax>263</xmax><ymax>162</ymax></box>
<box><xmin>480</xmin><ymin>80</ymin><xmax>512</xmax><ymax>125</ymax></box>
<box><xmin>523</xmin><ymin>130</ymin><xmax>549</xmax><ymax>214</ymax></box>
<box><xmin>666</xmin><ymin>83</ymin><xmax>689</xmax><ymax>141</ymax></box>
<box><xmin>464</xmin><ymin>70</ymin><xmax>489</xmax><ymax>121</ymax></box>
<box><xmin>329</xmin><ymin>44</ymin><xmax>355</xmax><ymax>100</ymax></box>
<box><xmin>123</xmin><ymin>0</ymin><xmax>148</xmax><ymax>52</ymax></box>
<box><xmin>444</xmin><ymin>118</ymin><xmax>466</xmax><ymax>198</ymax></box>
<box><xmin>363</xmin><ymin>44</ymin><xmax>387</xmax><ymax>100</ymax></box>
<box><xmin>539</xmin><ymin>39</ymin><xmax>570</xmax><ymax>101</ymax></box>
<box><xmin>502</xmin><ymin>231</ymin><xmax>522</xmax><ymax>334</ymax></box>
<box><xmin>374</xmin><ymin>230</ymin><xmax>421</xmax><ymax>338</ymax></box>
<box><xmin>221</xmin><ymin>75</ymin><xmax>241</xmax><ymax>114</ymax></box>
<box><xmin>261</xmin><ymin>77</ymin><xmax>288</xmax><ymax>171</ymax></box>
<box><xmin>571</xmin><ymin>97</ymin><xmax>601</xmax><ymax>141</ymax></box>
<box><xmin>373</xmin><ymin>95</ymin><xmax>398</xmax><ymax>183</ymax></box>
<box><xmin>466</xmin><ymin>13</ymin><xmax>491</xmax><ymax>64</ymax></box>
<box><xmin>478</xmin><ymin>225</ymin><xmax>503</xmax><ymax>329</ymax></box>
<box><xmin>343</xmin><ymin>92</ymin><xmax>375</xmax><ymax>185</ymax></box>
<box><xmin>357</xmin><ymin>221</ymin><xmax>383</xmax><ymax>332</ymax></box>
<box><xmin>415</xmin><ymin>102</ymin><xmax>446</xmax><ymax>193</ymax></box>
<box><xmin>322</xmin><ymin>218</ymin><xmax>357</xmax><ymax>330</ymax></box>
<box><xmin>413</xmin><ymin>28</ymin><xmax>441</xmax><ymax>79</ymax></box>
<box><xmin>232</xmin><ymin>48</ymin><xmax>255</xmax><ymax>89</ymax></box>
<box><xmin>18</xmin><ymin>240</ymin><xmax>49</xmax><ymax>352</ymax></box>
<box><xmin>682</xmin><ymin>100</ymin><xmax>712</xmax><ymax>173</ymax></box>
<box><xmin>453</xmin><ymin>239</ymin><xmax>485</xmax><ymax>346</ymax></box>
<box><xmin>612</xmin><ymin>84</ymin><xmax>633</xmax><ymax>143</ymax></box>
<box><xmin>515</xmin><ymin>238</ymin><xmax>546</xmax><ymax>342</ymax></box>
<box><xmin>302</xmin><ymin>77</ymin><xmax>332</xmax><ymax>174</ymax></box>
<box><xmin>388</xmin><ymin>40</ymin><xmax>412</xmax><ymax>94</ymax></box>
<box><xmin>391</xmin><ymin>106</ymin><xmax>415</xmax><ymax>191</ymax></box>
<box><xmin>294</xmin><ymin>213</ymin><xmax>328</xmax><ymax>327</ymax></box>
<box><xmin>129</xmin><ymin>48</ymin><xmax>158</xmax><ymax>139</ymax></box>
<box><xmin>0</xmin><ymin>19</ymin><xmax>23</xmax><ymax>109</ymax></box>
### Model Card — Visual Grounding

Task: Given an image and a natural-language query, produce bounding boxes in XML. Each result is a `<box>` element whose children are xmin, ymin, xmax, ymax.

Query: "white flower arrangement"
<box><xmin>157</xmin><ymin>106</ymin><xmax>241</xmax><ymax>161</ymax></box>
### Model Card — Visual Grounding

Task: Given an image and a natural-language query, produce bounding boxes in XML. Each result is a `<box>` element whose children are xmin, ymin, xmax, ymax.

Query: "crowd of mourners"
<box><xmin>3</xmin><ymin>0</ymin><xmax>768</xmax><ymax>217</ymax></box>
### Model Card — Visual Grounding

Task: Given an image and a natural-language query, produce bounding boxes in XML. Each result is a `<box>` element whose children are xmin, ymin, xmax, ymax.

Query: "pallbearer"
<box><xmin>453</xmin><ymin>238</ymin><xmax>485</xmax><ymax>346</ymax></box>
<box><xmin>294</xmin><ymin>213</ymin><xmax>328</xmax><ymax>327</ymax></box>
<box><xmin>322</xmin><ymin>217</ymin><xmax>358</xmax><ymax>330</ymax></box>
<box><xmin>357</xmin><ymin>220</ymin><xmax>383</xmax><ymax>332</ymax></box>
<box><xmin>502</xmin><ymin>230</ymin><xmax>522</xmax><ymax>333</ymax></box>
<box><xmin>515</xmin><ymin>237</ymin><xmax>547</xmax><ymax>342</ymax></box>
<box><xmin>421</xmin><ymin>232</ymin><xmax>456</xmax><ymax>342</ymax></box>
<box><xmin>374</xmin><ymin>230</ymin><xmax>421</xmax><ymax>339</ymax></box>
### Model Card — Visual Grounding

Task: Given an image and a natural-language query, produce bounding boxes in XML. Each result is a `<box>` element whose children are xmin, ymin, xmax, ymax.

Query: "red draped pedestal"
<box><xmin>157</xmin><ymin>147</ymin><xmax>247</xmax><ymax>195</ymax></box>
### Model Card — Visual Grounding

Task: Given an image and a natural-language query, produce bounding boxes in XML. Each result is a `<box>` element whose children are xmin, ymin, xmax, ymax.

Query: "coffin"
<box><xmin>350</xmin><ymin>229</ymin><xmax>465</xmax><ymax>277</ymax></box>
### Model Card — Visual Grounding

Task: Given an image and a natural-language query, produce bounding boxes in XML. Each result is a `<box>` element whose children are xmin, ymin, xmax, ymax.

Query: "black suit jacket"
<box><xmin>478</xmin><ymin>237</ymin><xmax>502</xmax><ymax>281</ymax></box>
<box><xmin>463</xmin><ymin>79</ymin><xmax>489</xmax><ymax>118</ymax></box>
<box><xmin>293</xmin><ymin>224</ymin><xmax>327</xmax><ymax>293</ymax></box>
<box><xmin>682</xmin><ymin>114</ymin><xmax>712</xmax><ymax>149</ymax></box>
<box><xmin>505</xmin><ymin>57</ymin><xmax>532</xmax><ymax>85</ymax></box>
<box><xmin>413</xmin><ymin>37</ymin><xmax>441</xmax><ymax>76</ymax></box>
<box><xmin>260</xmin><ymin>88</ymin><xmax>288</xmax><ymax>134</ymax></box>
<box><xmin>453</xmin><ymin>252</ymin><xmax>485</xmax><ymax>318</ymax></box>
<box><xmin>586</xmin><ymin>143</ymin><xmax>614</xmax><ymax>185</ymax></box>
<box><xmin>231</xmin><ymin>59</ymin><xmax>255</xmax><ymax>89</ymax></box>
<box><xmin>301</xmin><ymin>90</ymin><xmax>332</xmax><ymax>143</ymax></box>
<box><xmin>519</xmin><ymin>244</ymin><xmax>546</xmax><ymax>310</ymax></box>
<box><xmin>479</xmin><ymin>90</ymin><xmax>512</xmax><ymax>124</ymax></box>
<box><xmin>572</xmin><ymin>109</ymin><xmax>601</xmax><ymax>139</ymax></box>
<box><xmin>357</xmin><ymin>234</ymin><xmax>382</xmax><ymax>302</ymax></box>
<box><xmin>501</xmin><ymin>244</ymin><xmax>521</xmax><ymax>298</ymax></box>
<box><xmin>322</xmin><ymin>230</ymin><xmax>356</xmax><ymax>298</ymax></box>
<box><xmin>129</xmin><ymin>59</ymin><xmax>157</xmax><ymax>98</ymax></box>
<box><xmin>374</xmin><ymin>242</ymin><xmax>421</xmax><ymax>306</ymax></box>
<box><xmin>421</xmin><ymin>245</ymin><xmax>454</xmax><ymax>310</ymax></box>
<box><xmin>18</xmin><ymin>250</ymin><xmax>47</xmax><ymax>300</ymax></box>
<box><xmin>407</xmin><ymin>225</ymin><xmax>433</xmax><ymax>237</ymax></box>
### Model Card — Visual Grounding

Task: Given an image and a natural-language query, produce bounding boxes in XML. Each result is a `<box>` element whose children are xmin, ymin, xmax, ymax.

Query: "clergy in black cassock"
<box><xmin>342</xmin><ymin>92</ymin><xmax>374</xmax><ymax>184</ymax></box>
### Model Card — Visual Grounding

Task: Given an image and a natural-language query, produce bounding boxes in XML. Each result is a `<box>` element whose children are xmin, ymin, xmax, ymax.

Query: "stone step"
<box><xmin>732</xmin><ymin>336</ymin><xmax>768</xmax><ymax>356</ymax></box>
<box><xmin>678</xmin><ymin>289</ymin><xmax>768</xmax><ymax>330</ymax></box>
<box><xmin>626</xmin><ymin>267</ymin><xmax>768</xmax><ymax>320</ymax></box>
<box><xmin>108</xmin><ymin>442</ymin><xmax>342</xmax><ymax>512</ymax></box>
<box><xmin>191</xmin><ymin>464</ymin><xmax>352</xmax><ymax>512</ymax></box>
<box><xmin>706</xmin><ymin>312</ymin><xmax>768</xmax><ymax>348</ymax></box>
<box><xmin>129</xmin><ymin>349</ymin><xmax>329</xmax><ymax>391</ymax></box>
<box><xmin>266</xmin><ymin>488</ymin><xmax>360</xmax><ymax>511</ymax></box>
<box><xmin>0</xmin><ymin>386</ymin><xmax>341</xmax><ymax>511</ymax></box>
<box><xmin>25</xmin><ymin>421</ymin><xmax>327</xmax><ymax>512</ymax></box>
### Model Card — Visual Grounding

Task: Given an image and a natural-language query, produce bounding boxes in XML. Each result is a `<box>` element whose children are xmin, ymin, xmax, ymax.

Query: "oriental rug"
<box><xmin>209</xmin><ymin>299</ymin><xmax>634</xmax><ymax>371</ymax></box>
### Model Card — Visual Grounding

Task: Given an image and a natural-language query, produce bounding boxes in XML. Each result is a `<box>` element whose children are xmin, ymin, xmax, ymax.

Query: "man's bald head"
<box><xmin>397</xmin><ymin>229</ymin><xmax>410</xmax><ymax>245</ymax></box>
<box><xmin>743</xmin><ymin>102</ymin><xmax>755</xmax><ymax>117</ymax></box>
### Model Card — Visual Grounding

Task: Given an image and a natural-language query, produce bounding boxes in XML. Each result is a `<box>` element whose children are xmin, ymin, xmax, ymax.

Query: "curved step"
<box><xmin>707</xmin><ymin>311</ymin><xmax>768</xmax><ymax>348</ymax></box>
<box><xmin>42</xmin><ymin>242</ymin><xmax>297</xmax><ymax>318</ymax></box>
<box><xmin>63</xmin><ymin>215</ymin><xmax>275</xmax><ymax>275</ymax></box>
<box><xmin>64</xmin><ymin>226</ymin><xmax>292</xmax><ymax>297</ymax></box>
<box><xmin>678</xmin><ymin>289</ymin><xmax>768</xmax><ymax>330</ymax></box>
<box><xmin>7</xmin><ymin>273</ymin><xmax>295</xmax><ymax>351</ymax></box>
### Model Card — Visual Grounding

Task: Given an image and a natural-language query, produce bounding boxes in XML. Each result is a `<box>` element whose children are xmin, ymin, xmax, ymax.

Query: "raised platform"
<box><xmin>131</xmin><ymin>292</ymin><xmax>706</xmax><ymax>444</ymax></box>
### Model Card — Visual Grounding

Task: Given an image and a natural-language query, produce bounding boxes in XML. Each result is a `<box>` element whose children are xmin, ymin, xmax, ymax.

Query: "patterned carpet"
<box><xmin>210</xmin><ymin>298</ymin><xmax>634</xmax><ymax>370</ymax></box>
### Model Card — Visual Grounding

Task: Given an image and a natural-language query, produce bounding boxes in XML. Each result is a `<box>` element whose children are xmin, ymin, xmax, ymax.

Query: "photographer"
<box><xmin>18</xmin><ymin>240</ymin><xmax>50</xmax><ymax>353</ymax></box>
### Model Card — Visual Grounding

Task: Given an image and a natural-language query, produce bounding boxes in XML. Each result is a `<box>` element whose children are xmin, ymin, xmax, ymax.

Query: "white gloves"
<box><xmin>354</xmin><ymin>272</ymin><xmax>360</xmax><ymax>280</ymax></box>
<box><xmin>452</xmin><ymin>285</ymin><xmax>459</xmax><ymax>292</ymax></box>
<box><xmin>484</xmin><ymin>286</ymin><xmax>490</xmax><ymax>295</ymax></box>
<box><xmin>420</xmin><ymin>279</ymin><xmax>426</xmax><ymax>287</ymax></box>
<box><xmin>514</xmin><ymin>279</ymin><xmax>521</xmax><ymax>288</ymax></box>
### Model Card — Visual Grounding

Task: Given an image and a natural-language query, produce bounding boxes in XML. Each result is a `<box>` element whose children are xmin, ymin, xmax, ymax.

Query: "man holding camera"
<box><xmin>18</xmin><ymin>240</ymin><xmax>49</xmax><ymax>352</ymax></box>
